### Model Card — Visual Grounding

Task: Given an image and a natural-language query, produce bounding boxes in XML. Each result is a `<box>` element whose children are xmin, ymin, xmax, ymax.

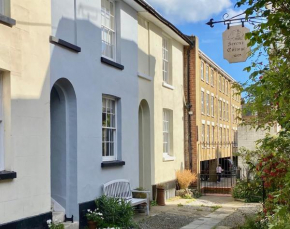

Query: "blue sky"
<box><xmin>146</xmin><ymin>0</ymin><xmax>251</xmax><ymax>84</ymax></box>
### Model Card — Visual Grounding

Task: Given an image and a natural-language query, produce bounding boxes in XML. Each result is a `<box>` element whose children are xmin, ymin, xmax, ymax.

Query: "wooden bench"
<box><xmin>103</xmin><ymin>179</ymin><xmax>150</xmax><ymax>215</ymax></box>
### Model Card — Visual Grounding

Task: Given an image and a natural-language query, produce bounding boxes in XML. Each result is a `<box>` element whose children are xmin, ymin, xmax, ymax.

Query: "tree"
<box><xmin>236</xmin><ymin>0</ymin><xmax>290</xmax><ymax>131</ymax></box>
<box><xmin>235</xmin><ymin>1</ymin><xmax>290</xmax><ymax>228</ymax></box>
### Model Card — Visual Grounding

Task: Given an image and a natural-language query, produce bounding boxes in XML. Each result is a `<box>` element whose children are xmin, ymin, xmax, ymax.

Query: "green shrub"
<box><xmin>232</xmin><ymin>179</ymin><xmax>263</xmax><ymax>203</ymax></box>
<box><xmin>239</xmin><ymin>215</ymin><xmax>266</xmax><ymax>229</ymax></box>
<box><xmin>47</xmin><ymin>220</ymin><xmax>64</xmax><ymax>229</ymax></box>
<box><xmin>95</xmin><ymin>195</ymin><xmax>135</xmax><ymax>228</ymax></box>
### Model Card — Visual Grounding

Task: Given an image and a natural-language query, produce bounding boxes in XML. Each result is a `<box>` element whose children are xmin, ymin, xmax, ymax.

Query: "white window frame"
<box><xmin>201</xmin><ymin>91</ymin><xmax>204</xmax><ymax>114</ymax></box>
<box><xmin>226</xmin><ymin>81</ymin><xmax>228</xmax><ymax>95</ymax></box>
<box><xmin>162</xmin><ymin>37</ymin><xmax>170</xmax><ymax>84</ymax></box>
<box><xmin>210</xmin><ymin>69</ymin><xmax>214</xmax><ymax>86</ymax></box>
<box><xmin>227</xmin><ymin>129</ymin><xmax>229</xmax><ymax>147</ymax></box>
<box><xmin>211</xmin><ymin>96</ymin><xmax>214</xmax><ymax>117</ymax></box>
<box><xmin>219</xmin><ymin>100</ymin><xmax>222</xmax><ymax>119</ymax></box>
<box><xmin>207</xmin><ymin>125</ymin><xmax>210</xmax><ymax>147</ymax></box>
<box><xmin>226</xmin><ymin>103</ymin><xmax>229</xmax><ymax>121</ymax></box>
<box><xmin>201</xmin><ymin>124</ymin><xmax>205</xmax><ymax>143</ymax></box>
<box><xmin>223</xmin><ymin>101</ymin><xmax>226</xmax><ymax>120</ymax></box>
<box><xmin>101</xmin><ymin>0</ymin><xmax>116</xmax><ymax>61</ymax></box>
<box><xmin>206</xmin><ymin>93</ymin><xmax>209</xmax><ymax>115</ymax></box>
<box><xmin>212</xmin><ymin>126</ymin><xmax>215</xmax><ymax>146</ymax></box>
<box><xmin>205</xmin><ymin>65</ymin><xmax>209</xmax><ymax>83</ymax></box>
<box><xmin>200</xmin><ymin>61</ymin><xmax>204</xmax><ymax>81</ymax></box>
<box><xmin>219</xmin><ymin>75</ymin><xmax>221</xmax><ymax>91</ymax></box>
<box><xmin>102</xmin><ymin>96</ymin><xmax>117</xmax><ymax>161</ymax></box>
<box><xmin>163</xmin><ymin>109</ymin><xmax>171</xmax><ymax>155</ymax></box>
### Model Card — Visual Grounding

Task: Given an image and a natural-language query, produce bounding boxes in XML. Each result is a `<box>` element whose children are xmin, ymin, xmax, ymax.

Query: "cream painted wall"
<box><xmin>138</xmin><ymin>16</ymin><xmax>185</xmax><ymax>187</ymax></box>
<box><xmin>0</xmin><ymin>0</ymin><xmax>51</xmax><ymax>224</ymax></box>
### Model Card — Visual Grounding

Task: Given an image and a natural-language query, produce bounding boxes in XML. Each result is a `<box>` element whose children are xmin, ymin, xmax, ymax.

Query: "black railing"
<box><xmin>199</xmin><ymin>172</ymin><xmax>237</xmax><ymax>195</ymax></box>
<box><xmin>199</xmin><ymin>141</ymin><xmax>238</xmax><ymax>148</ymax></box>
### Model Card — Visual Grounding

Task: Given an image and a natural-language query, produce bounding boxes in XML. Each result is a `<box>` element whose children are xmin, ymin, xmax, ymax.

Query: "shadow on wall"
<box><xmin>7</xmin><ymin>2</ymin><xmax>158</xmax><ymax>226</ymax></box>
<box><xmin>49</xmin><ymin>6</ymin><xmax>157</xmax><ymax>226</ymax></box>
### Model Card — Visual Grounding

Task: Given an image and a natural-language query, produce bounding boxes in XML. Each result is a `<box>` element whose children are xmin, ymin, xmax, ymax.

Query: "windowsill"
<box><xmin>163</xmin><ymin>154</ymin><xmax>175</xmax><ymax>162</ymax></box>
<box><xmin>101</xmin><ymin>160</ymin><xmax>125</xmax><ymax>168</ymax></box>
<box><xmin>0</xmin><ymin>171</ymin><xmax>17</xmax><ymax>181</ymax></box>
<box><xmin>101</xmin><ymin>57</ymin><xmax>124</xmax><ymax>70</ymax></box>
<box><xmin>138</xmin><ymin>72</ymin><xmax>152</xmax><ymax>81</ymax></box>
<box><xmin>0</xmin><ymin>14</ymin><xmax>16</xmax><ymax>27</ymax></box>
<box><xmin>49</xmin><ymin>36</ymin><xmax>81</xmax><ymax>53</ymax></box>
<box><xmin>162</xmin><ymin>82</ymin><xmax>174</xmax><ymax>90</ymax></box>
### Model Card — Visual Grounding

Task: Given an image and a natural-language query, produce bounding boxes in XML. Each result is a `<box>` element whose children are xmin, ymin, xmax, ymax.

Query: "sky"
<box><xmin>146</xmin><ymin>0</ymin><xmax>252</xmax><ymax>84</ymax></box>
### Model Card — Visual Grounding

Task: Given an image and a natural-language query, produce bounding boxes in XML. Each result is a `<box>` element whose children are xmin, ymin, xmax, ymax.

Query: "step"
<box><xmin>52</xmin><ymin>211</ymin><xmax>65</xmax><ymax>223</ymax></box>
<box><xmin>63</xmin><ymin>222</ymin><xmax>79</xmax><ymax>229</ymax></box>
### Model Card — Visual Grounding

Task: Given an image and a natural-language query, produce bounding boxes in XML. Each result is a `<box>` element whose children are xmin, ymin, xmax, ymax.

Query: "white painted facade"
<box><xmin>50</xmin><ymin>0</ymin><xmax>140</xmax><ymax>221</ymax></box>
<box><xmin>0</xmin><ymin>0</ymin><xmax>51</xmax><ymax>224</ymax></box>
<box><xmin>0</xmin><ymin>0</ymin><xmax>191</xmax><ymax>226</ymax></box>
<box><xmin>137</xmin><ymin>13</ymin><xmax>188</xmax><ymax>198</ymax></box>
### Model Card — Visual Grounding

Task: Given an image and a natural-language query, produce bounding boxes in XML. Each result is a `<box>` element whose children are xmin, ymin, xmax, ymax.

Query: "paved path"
<box><xmin>180</xmin><ymin>207</ymin><xmax>234</xmax><ymax>229</ymax></box>
<box><xmin>180</xmin><ymin>196</ymin><xmax>261</xmax><ymax>229</ymax></box>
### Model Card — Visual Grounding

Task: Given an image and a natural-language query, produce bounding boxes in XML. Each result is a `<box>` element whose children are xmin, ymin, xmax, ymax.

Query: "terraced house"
<box><xmin>184</xmin><ymin>37</ymin><xmax>241</xmax><ymax>177</ymax></box>
<box><xmin>137</xmin><ymin>3</ymin><xmax>192</xmax><ymax>199</ymax></box>
<box><xmin>0</xmin><ymin>0</ymin><xmax>190</xmax><ymax>228</ymax></box>
<box><xmin>0</xmin><ymin>0</ymin><xmax>51</xmax><ymax>227</ymax></box>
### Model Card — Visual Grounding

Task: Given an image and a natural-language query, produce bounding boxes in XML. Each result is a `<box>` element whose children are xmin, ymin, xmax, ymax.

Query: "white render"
<box><xmin>0</xmin><ymin>0</ymin><xmax>51</xmax><ymax>224</ymax></box>
<box><xmin>137</xmin><ymin>14</ymin><xmax>187</xmax><ymax>199</ymax></box>
<box><xmin>50</xmin><ymin>0</ymin><xmax>140</xmax><ymax>220</ymax></box>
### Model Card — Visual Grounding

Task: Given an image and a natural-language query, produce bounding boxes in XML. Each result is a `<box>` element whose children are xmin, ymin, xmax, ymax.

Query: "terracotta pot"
<box><xmin>156</xmin><ymin>187</ymin><xmax>165</xmax><ymax>206</ymax></box>
<box><xmin>87</xmin><ymin>220</ymin><xmax>97</xmax><ymax>229</ymax></box>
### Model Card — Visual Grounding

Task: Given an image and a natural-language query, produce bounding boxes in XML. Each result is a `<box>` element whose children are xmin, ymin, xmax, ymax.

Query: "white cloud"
<box><xmin>146</xmin><ymin>0</ymin><xmax>233</xmax><ymax>23</ymax></box>
<box><xmin>223</xmin><ymin>8</ymin><xmax>245</xmax><ymax>20</ymax></box>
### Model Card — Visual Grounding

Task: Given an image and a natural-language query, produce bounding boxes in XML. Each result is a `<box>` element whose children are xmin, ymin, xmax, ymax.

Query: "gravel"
<box><xmin>215</xmin><ymin>204</ymin><xmax>261</xmax><ymax>229</ymax></box>
<box><xmin>137</xmin><ymin>206</ymin><xmax>213</xmax><ymax>229</ymax></box>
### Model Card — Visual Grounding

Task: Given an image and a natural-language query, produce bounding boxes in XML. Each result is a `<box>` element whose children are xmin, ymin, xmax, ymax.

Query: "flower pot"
<box><xmin>156</xmin><ymin>187</ymin><xmax>165</xmax><ymax>206</ymax></box>
<box><xmin>87</xmin><ymin>220</ymin><xmax>97</xmax><ymax>229</ymax></box>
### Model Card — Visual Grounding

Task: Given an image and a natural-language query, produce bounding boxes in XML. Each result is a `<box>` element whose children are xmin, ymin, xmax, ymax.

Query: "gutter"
<box><xmin>133</xmin><ymin>0</ymin><xmax>193</xmax><ymax>46</ymax></box>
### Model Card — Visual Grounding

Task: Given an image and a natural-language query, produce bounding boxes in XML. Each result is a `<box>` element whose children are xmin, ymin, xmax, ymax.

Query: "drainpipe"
<box><xmin>186</xmin><ymin>41</ymin><xmax>194</xmax><ymax>171</ymax></box>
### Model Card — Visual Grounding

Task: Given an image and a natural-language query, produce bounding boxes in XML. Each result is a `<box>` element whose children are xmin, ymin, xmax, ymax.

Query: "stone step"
<box><xmin>52</xmin><ymin>211</ymin><xmax>65</xmax><ymax>223</ymax></box>
<box><xmin>63</xmin><ymin>222</ymin><xmax>79</xmax><ymax>229</ymax></box>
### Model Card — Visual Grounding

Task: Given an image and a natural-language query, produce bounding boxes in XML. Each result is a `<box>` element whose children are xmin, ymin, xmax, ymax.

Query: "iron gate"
<box><xmin>198</xmin><ymin>170</ymin><xmax>239</xmax><ymax>195</ymax></box>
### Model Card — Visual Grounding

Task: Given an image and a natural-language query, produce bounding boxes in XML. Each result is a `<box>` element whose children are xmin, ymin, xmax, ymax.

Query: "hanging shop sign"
<box><xmin>222</xmin><ymin>25</ymin><xmax>250</xmax><ymax>63</ymax></box>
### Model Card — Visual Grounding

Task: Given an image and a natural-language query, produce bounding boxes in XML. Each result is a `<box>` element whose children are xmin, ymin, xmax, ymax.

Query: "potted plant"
<box><xmin>86</xmin><ymin>209</ymin><xmax>104</xmax><ymax>229</ymax></box>
<box><xmin>156</xmin><ymin>184</ymin><xmax>165</xmax><ymax>206</ymax></box>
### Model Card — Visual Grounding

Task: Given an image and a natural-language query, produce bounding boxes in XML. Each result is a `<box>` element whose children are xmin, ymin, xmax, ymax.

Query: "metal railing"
<box><xmin>198</xmin><ymin>170</ymin><xmax>238</xmax><ymax>195</ymax></box>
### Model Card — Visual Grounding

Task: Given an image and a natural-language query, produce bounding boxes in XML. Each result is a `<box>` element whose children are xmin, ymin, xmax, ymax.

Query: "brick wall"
<box><xmin>184</xmin><ymin>36</ymin><xmax>198</xmax><ymax>174</ymax></box>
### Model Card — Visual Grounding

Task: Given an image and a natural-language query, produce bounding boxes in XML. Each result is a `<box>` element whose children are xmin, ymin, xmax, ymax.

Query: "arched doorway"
<box><xmin>138</xmin><ymin>100</ymin><xmax>151</xmax><ymax>191</ymax></box>
<box><xmin>50</xmin><ymin>78</ymin><xmax>78</xmax><ymax>219</ymax></box>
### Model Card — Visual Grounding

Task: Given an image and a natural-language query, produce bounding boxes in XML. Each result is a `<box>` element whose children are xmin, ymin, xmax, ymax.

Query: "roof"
<box><xmin>124</xmin><ymin>0</ymin><xmax>193</xmax><ymax>46</ymax></box>
<box><xmin>199</xmin><ymin>50</ymin><xmax>237</xmax><ymax>83</ymax></box>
